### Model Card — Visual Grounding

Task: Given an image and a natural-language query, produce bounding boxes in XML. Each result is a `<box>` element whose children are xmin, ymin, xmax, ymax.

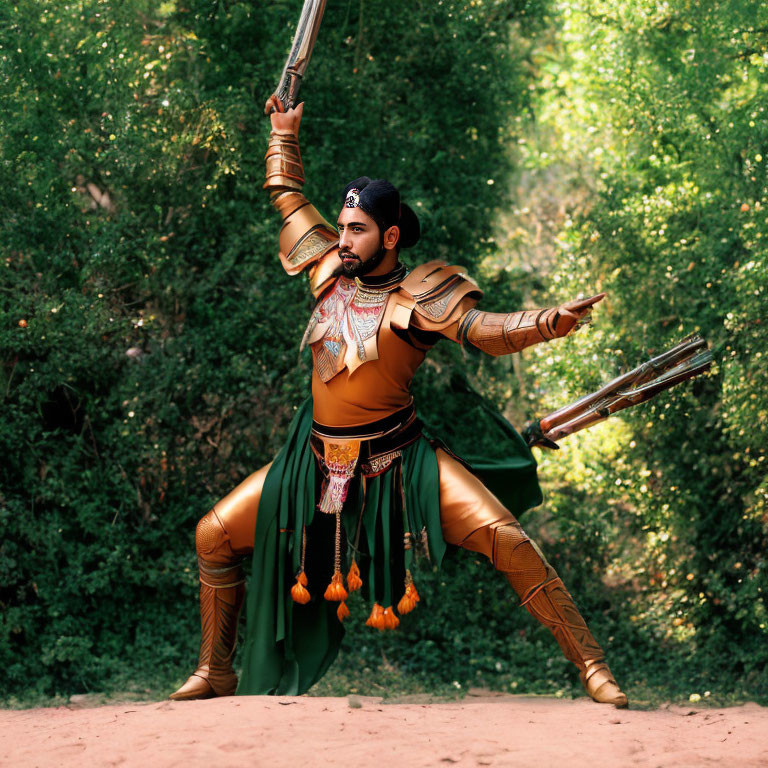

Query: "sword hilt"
<box><xmin>523</xmin><ymin>420</ymin><xmax>561</xmax><ymax>450</ymax></box>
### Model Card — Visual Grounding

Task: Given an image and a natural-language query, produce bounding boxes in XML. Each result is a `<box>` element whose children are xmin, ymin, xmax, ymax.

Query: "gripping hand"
<box><xmin>265</xmin><ymin>94</ymin><xmax>304</xmax><ymax>136</ymax></box>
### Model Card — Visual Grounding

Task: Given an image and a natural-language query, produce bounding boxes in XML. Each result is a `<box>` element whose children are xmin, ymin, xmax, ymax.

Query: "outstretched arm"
<box><xmin>263</xmin><ymin>97</ymin><xmax>340</xmax><ymax>295</ymax></box>
<box><xmin>397</xmin><ymin>261</ymin><xmax>605</xmax><ymax>354</ymax></box>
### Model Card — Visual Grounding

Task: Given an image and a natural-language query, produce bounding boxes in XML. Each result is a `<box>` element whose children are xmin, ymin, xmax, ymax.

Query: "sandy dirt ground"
<box><xmin>1</xmin><ymin>694</ymin><xmax>766</xmax><ymax>768</ymax></box>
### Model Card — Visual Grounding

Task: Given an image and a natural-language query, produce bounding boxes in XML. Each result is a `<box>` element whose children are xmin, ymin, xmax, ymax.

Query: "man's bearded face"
<box><xmin>336</xmin><ymin>206</ymin><xmax>387</xmax><ymax>277</ymax></box>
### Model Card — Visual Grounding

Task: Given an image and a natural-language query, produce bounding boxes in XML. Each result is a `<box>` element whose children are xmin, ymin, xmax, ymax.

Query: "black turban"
<box><xmin>341</xmin><ymin>177</ymin><xmax>420</xmax><ymax>249</ymax></box>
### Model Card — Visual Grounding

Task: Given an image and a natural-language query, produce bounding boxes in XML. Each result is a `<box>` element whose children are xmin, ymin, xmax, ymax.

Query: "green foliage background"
<box><xmin>1</xmin><ymin>0</ymin><xmax>765</xmax><ymax>706</ymax></box>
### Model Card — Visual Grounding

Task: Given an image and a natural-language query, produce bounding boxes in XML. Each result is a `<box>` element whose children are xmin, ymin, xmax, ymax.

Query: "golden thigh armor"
<box><xmin>436</xmin><ymin>447</ymin><xmax>520</xmax><ymax>558</ymax></box>
<box><xmin>207</xmin><ymin>461</ymin><xmax>273</xmax><ymax>555</ymax></box>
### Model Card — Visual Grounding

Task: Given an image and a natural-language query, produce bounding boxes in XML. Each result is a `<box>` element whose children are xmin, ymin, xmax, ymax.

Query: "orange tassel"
<box><xmin>292</xmin><ymin>526</ymin><xmax>310</xmax><ymax>604</ymax></box>
<box><xmin>346</xmin><ymin>560</ymin><xmax>363</xmax><ymax>592</ymax></box>
<box><xmin>397</xmin><ymin>594</ymin><xmax>414</xmax><ymax>614</ymax></box>
<box><xmin>323</xmin><ymin>571</ymin><xmax>348</xmax><ymax>602</ymax></box>
<box><xmin>382</xmin><ymin>606</ymin><xmax>400</xmax><ymax>630</ymax></box>
<box><xmin>291</xmin><ymin>573</ymin><xmax>311</xmax><ymax>604</ymax></box>
<box><xmin>397</xmin><ymin>581</ymin><xmax>420</xmax><ymax>615</ymax></box>
<box><xmin>336</xmin><ymin>601</ymin><xmax>350</xmax><ymax>621</ymax></box>
<box><xmin>365</xmin><ymin>603</ymin><xmax>400</xmax><ymax>631</ymax></box>
<box><xmin>365</xmin><ymin>602</ymin><xmax>385</xmax><ymax>629</ymax></box>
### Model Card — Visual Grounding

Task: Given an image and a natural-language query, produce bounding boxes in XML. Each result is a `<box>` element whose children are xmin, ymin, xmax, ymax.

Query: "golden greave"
<box><xmin>426</xmin><ymin>448</ymin><xmax>626</xmax><ymax>705</ymax></box>
<box><xmin>193</xmin><ymin>555</ymin><xmax>246</xmax><ymax>695</ymax></box>
<box><xmin>492</xmin><ymin>522</ymin><xmax>603</xmax><ymax>669</ymax></box>
<box><xmin>169</xmin><ymin>464</ymin><xmax>269</xmax><ymax>701</ymax></box>
<box><xmin>436</xmin><ymin>449</ymin><xmax>604</xmax><ymax>671</ymax></box>
<box><xmin>169</xmin><ymin>510</ymin><xmax>246</xmax><ymax>700</ymax></box>
<box><xmin>493</xmin><ymin>523</ymin><xmax>626</xmax><ymax>705</ymax></box>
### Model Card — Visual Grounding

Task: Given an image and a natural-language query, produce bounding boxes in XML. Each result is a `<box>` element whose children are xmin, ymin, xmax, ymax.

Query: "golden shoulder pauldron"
<box><xmin>387</xmin><ymin>259</ymin><xmax>562</xmax><ymax>356</ymax></box>
<box><xmin>390</xmin><ymin>260</ymin><xmax>484</xmax><ymax>335</ymax></box>
<box><xmin>264</xmin><ymin>130</ymin><xmax>340</xmax><ymax>296</ymax></box>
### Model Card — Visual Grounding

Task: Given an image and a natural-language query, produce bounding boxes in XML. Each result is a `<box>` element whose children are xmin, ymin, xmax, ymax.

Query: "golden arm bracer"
<box><xmin>455</xmin><ymin>306</ymin><xmax>560</xmax><ymax>356</ymax></box>
<box><xmin>264</xmin><ymin>130</ymin><xmax>340</xmax><ymax>294</ymax></box>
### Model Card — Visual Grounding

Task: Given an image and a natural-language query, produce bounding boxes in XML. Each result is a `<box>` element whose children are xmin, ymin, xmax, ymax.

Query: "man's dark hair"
<box><xmin>341</xmin><ymin>177</ymin><xmax>420</xmax><ymax>249</ymax></box>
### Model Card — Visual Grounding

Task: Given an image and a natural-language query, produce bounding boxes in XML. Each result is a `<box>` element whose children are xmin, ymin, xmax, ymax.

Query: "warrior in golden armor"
<box><xmin>170</xmin><ymin>98</ymin><xmax>628</xmax><ymax>708</ymax></box>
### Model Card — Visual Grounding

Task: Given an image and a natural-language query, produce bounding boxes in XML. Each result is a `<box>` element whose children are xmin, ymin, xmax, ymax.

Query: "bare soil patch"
<box><xmin>1</xmin><ymin>694</ymin><xmax>766</xmax><ymax>767</ymax></box>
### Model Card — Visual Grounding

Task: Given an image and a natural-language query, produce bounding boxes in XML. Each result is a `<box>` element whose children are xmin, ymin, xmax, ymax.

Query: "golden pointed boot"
<box><xmin>520</xmin><ymin>576</ymin><xmax>628</xmax><ymax>708</ymax></box>
<box><xmin>169</xmin><ymin>557</ymin><xmax>245</xmax><ymax>701</ymax></box>
<box><xmin>580</xmin><ymin>660</ymin><xmax>628</xmax><ymax>707</ymax></box>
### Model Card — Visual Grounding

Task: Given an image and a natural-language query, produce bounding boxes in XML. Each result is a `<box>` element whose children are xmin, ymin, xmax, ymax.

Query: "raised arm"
<box><xmin>263</xmin><ymin>97</ymin><xmax>340</xmax><ymax>295</ymax></box>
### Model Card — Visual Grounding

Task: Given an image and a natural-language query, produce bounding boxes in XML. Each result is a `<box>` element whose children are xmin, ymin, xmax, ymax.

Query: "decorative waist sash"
<box><xmin>310</xmin><ymin>403</ymin><xmax>422</xmax><ymax>514</ymax></box>
<box><xmin>289</xmin><ymin>401</ymin><xmax>425</xmax><ymax>628</ymax></box>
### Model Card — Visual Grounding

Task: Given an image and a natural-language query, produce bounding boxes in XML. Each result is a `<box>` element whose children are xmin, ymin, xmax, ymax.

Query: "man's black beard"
<box><xmin>340</xmin><ymin>242</ymin><xmax>388</xmax><ymax>278</ymax></box>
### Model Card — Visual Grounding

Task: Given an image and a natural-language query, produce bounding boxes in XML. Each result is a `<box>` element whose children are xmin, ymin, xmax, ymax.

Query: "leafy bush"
<box><xmin>0</xmin><ymin>0</ymin><xmax>549</xmax><ymax>701</ymax></box>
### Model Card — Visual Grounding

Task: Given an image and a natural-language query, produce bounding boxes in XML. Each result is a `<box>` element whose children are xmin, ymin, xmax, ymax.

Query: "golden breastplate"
<box><xmin>304</xmin><ymin>277</ymin><xmax>392</xmax><ymax>382</ymax></box>
<box><xmin>306</xmin><ymin>276</ymin><xmax>429</xmax><ymax>428</ymax></box>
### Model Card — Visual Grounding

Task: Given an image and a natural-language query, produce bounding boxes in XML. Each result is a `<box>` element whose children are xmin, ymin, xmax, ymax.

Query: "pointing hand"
<box><xmin>552</xmin><ymin>293</ymin><xmax>606</xmax><ymax>337</ymax></box>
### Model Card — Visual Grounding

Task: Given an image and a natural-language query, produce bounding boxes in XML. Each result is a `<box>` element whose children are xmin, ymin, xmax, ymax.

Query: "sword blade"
<box><xmin>275</xmin><ymin>0</ymin><xmax>328</xmax><ymax>110</ymax></box>
<box><xmin>539</xmin><ymin>334</ymin><xmax>707</xmax><ymax>433</ymax></box>
<box><xmin>541</xmin><ymin>354</ymin><xmax>712</xmax><ymax>443</ymax></box>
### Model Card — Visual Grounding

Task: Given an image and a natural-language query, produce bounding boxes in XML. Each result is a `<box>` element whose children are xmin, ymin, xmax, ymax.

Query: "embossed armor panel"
<box><xmin>310</xmin><ymin>285</ymin><xmax>429</xmax><ymax>427</ymax></box>
<box><xmin>309</xmin><ymin>264</ymin><xmax>486</xmax><ymax>427</ymax></box>
<box><xmin>305</xmin><ymin>278</ymin><xmax>390</xmax><ymax>381</ymax></box>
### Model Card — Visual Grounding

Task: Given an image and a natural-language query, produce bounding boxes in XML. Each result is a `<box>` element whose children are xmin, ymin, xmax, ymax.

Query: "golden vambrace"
<box><xmin>456</xmin><ymin>307</ymin><xmax>559</xmax><ymax>356</ymax></box>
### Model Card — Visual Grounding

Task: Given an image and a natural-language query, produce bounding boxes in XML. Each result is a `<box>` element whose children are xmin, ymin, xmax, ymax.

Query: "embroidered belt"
<box><xmin>310</xmin><ymin>403</ymin><xmax>423</xmax><ymax>515</ymax></box>
<box><xmin>311</xmin><ymin>402</ymin><xmax>418</xmax><ymax>440</ymax></box>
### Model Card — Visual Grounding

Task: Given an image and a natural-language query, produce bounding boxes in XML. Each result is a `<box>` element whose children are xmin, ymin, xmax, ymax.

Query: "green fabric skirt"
<box><xmin>236</xmin><ymin>398</ymin><xmax>542</xmax><ymax>696</ymax></box>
